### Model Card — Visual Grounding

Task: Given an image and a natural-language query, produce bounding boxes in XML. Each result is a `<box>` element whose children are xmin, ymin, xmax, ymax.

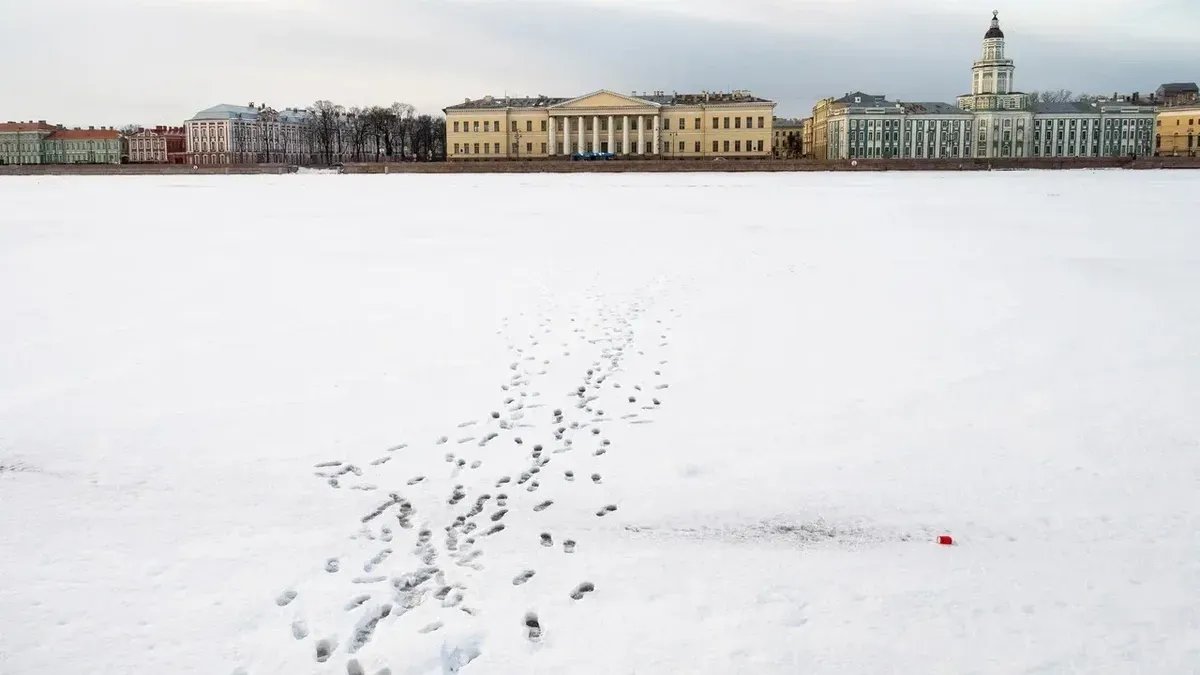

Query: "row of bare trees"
<box><xmin>305</xmin><ymin>101</ymin><xmax>446</xmax><ymax>164</ymax></box>
<box><xmin>1027</xmin><ymin>90</ymin><xmax>1099</xmax><ymax>104</ymax></box>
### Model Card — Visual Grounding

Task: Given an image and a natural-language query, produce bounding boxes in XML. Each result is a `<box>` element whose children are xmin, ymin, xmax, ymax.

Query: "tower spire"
<box><xmin>985</xmin><ymin>10</ymin><xmax>1005</xmax><ymax>39</ymax></box>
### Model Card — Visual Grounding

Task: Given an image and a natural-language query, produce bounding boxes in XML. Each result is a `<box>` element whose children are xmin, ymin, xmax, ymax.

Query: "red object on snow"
<box><xmin>937</xmin><ymin>535</ymin><xmax>954</xmax><ymax>546</ymax></box>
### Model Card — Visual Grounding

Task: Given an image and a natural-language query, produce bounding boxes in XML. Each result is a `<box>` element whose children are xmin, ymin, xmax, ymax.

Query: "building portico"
<box><xmin>548</xmin><ymin>91</ymin><xmax>662</xmax><ymax>155</ymax></box>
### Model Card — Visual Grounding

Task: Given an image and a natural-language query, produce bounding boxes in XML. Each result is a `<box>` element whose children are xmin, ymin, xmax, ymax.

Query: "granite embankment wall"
<box><xmin>2</xmin><ymin>158</ymin><xmax>1198</xmax><ymax>176</ymax></box>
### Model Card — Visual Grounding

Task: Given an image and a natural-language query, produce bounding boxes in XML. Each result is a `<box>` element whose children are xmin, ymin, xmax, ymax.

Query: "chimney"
<box><xmin>89</xmin><ymin>125</ymin><xmax>95</xmax><ymax>130</ymax></box>
<box><xmin>38</xmin><ymin>119</ymin><xmax>46</xmax><ymax>124</ymax></box>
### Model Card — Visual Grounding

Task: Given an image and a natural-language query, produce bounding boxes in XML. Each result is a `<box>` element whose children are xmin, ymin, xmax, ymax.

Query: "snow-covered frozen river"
<box><xmin>2</xmin><ymin>171</ymin><xmax>1198</xmax><ymax>674</ymax></box>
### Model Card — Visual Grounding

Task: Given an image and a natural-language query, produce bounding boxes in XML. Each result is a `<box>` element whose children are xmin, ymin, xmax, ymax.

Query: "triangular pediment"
<box><xmin>550</xmin><ymin>90</ymin><xmax>660</xmax><ymax>110</ymax></box>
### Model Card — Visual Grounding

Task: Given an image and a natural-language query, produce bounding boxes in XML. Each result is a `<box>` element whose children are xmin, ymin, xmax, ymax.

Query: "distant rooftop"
<box><xmin>0</xmin><ymin>120</ymin><xmax>57</xmax><ymax>133</ymax></box>
<box><xmin>834</xmin><ymin>92</ymin><xmax>897</xmax><ymax>109</ymax></box>
<box><xmin>901</xmin><ymin>102</ymin><xmax>970</xmax><ymax>115</ymax></box>
<box><xmin>1158</xmin><ymin>82</ymin><xmax>1199</xmax><ymax>95</ymax></box>
<box><xmin>445</xmin><ymin>90</ymin><xmax>771</xmax><ymax>111</ymax></box>
<box><xmin>189</xmin><ymin>104</ymin><xmax>309</xmax><ymax>123</ymax></box>
<box><xmin>47</xmin><ymin>128</ymin><xmax>120</xmax><ymax>140</ymax></box>
<box><xmin>445</xmin><ymin>96</ymin><xmax>569</xmax><ymax>111</ymax></box>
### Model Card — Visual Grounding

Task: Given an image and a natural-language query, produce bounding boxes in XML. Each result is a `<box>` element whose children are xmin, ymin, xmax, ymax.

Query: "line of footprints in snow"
<box><xmin>269</xmin><ymin>301</ymin><xmax>678</xmax><ymax>671</ymax></box>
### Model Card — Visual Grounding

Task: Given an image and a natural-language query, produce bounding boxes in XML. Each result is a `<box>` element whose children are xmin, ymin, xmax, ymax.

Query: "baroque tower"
<box><xmin>958</xmin><ymin>11</ymin><xmax>1028</xmax><ymax>112</ymax></box>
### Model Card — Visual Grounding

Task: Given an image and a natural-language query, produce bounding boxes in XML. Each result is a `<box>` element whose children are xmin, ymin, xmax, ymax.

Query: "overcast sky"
<box><xmin>1</xmin><ymin>0</ymin><xmax>1197</xmax><ymax>126</ymax></box>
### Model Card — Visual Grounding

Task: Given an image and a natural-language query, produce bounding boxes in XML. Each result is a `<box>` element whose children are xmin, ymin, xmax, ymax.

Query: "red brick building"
<box><xmin>127</xmin><ymin>126</ymin><xmax>187</xmax><ymax>164</ymax></box>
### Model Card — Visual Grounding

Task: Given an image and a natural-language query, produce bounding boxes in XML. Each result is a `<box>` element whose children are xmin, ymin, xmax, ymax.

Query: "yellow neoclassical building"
<box><xmin>1156</xmin><ymin>105</ymin><xmax>1200</xmax><ymax>156</ymax></box>
<box><xmin>444</xmin><ymin>89</ymin><xmax>776</xmax><ymax>160</ymax></box>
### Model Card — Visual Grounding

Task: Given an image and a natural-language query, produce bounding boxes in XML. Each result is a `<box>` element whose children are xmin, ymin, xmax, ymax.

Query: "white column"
<box><xmin>622</xmin><ymin>116</ymin><xmax>629</xmax><ymax>155</ymax></box>
<box><xmin>935</xmin><ymin>120</ymin><xmax>943</xmax><ymax>158</ymax></box>
<box><xmin>562</xmin><ymin>116</ymin><xmax>570</xmax><ymax>155</ymax></box>
<box><xmin>608</xmin><ymin>115</ymin><xmax>614</xmax><ymax>153</ymax></box>
<box><xmin>577</xmin><ymin>116</ymin><xmax>584</xmax><ymax>153</ymax></box>
<box><xmin>549</xmin><ymin>117</ymin><xmax>556</xmax><ymax>155</ymax></box>
<box><xmin>592</xmin><ymin>116</ymin><xmax>599</xmax><ymax>152</ymax></box>
<box><xmin>637</xmin><ymin>116</ymin><xmax>644</xmax><ymax>154</ymax></box>
<box><xmin>653</xmin><ymin>115</ymin><xmax>660</xmax><ymax>154</ymax></box>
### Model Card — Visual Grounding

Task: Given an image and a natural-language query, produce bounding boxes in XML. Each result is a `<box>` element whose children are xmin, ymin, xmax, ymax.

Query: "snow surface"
<box><xmin>2</xmin><ymin>171</ymin><xmax>1199</xmax><ymax>674</ymax></box>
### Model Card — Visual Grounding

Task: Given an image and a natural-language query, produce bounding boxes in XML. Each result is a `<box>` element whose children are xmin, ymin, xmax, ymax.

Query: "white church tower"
<box><xmin>959</xmin><ymin>11</ymin><xmax>1028</xmax><ymax>111</ymax></box>
<box><xmin>957</xmin><ymin>11</ymin><xmax>1033</xmax><ymax>158</ymax></box>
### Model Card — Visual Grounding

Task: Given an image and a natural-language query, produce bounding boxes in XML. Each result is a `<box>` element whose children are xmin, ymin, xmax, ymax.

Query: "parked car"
<box><xmin>572</xmin><ymin>151</ymin><xmax>618</xmax><ymax>161</ymax></box>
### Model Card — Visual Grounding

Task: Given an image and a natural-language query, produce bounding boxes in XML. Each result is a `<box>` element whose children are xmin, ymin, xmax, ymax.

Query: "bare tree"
<box><xmin>308</xmin><ymin>100</ymin><xmax>343</xmax><ymax>165</ymax></box>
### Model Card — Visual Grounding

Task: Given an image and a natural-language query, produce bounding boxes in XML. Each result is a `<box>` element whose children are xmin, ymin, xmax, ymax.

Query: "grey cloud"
<box><xmin>0</xmin><ymin>0</ymin><xmax>1195</xmax><ymax>126</ymax></box>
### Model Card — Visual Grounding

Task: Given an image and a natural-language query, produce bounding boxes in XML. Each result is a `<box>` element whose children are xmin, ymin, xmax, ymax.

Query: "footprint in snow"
<box><xmin>570</xmin><ymin>581</ymin><xmax>596</xmax><ymax>600</ymax></box>
<box><xmin>275</xmin><ymin>589</ymin><xmax>297</xmax><ymax>606</ymax></box>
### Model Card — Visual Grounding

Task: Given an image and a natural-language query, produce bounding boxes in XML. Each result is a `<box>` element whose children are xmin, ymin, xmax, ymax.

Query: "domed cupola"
<box><xmin>984</xmin><ymin>10</ymin><xmax>1005</xmax><ymax>39</ymax></box>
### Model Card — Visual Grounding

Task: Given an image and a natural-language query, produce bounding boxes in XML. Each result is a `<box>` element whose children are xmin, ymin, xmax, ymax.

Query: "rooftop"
<box><xmin>1158</xmin><ymin>82</ymin><xmax>1199</xmax><ymax>94</ymax></box>
<box><xmin>901</xmin><ymin>102</ymin><xmax>971</xmax><ymax>115</ymax></box>
<box><xmin>47</xmin><ymin>128</ymin><xmax>121</xmax><ymax>140</ymax></box>
<box><xmin>445</xmin><ymin>90</ymin><xmax>771</xmax><ymax>111</ymax></box>
<box><xmin>189</xmin><ymin>104</ymin><xmax>309</xmax><ymax>123</ymax></box>
<box><xmin>0</xmin><ymin>120</ymin><xmax>57</xmax><ymax>133</ymax></box>
<box><xmin>445</xmin><ymin>96</ymin><xmax>569</xmax><ymax>111</ymax></box>
<box><xmin>834</xmin><ymin>92</ymin><xmax>899</xmax><ymax>109</ymax></box>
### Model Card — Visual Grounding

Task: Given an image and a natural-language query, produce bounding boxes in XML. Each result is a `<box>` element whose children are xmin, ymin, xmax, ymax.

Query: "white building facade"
<box><xmin>825</xmin><ymin>12</ymin><xmax>1156</xmax><ymax>160</ymax></box>
<box><xmin>185</xmin><ymin>104</ymin><xmax>313</xmax><ymax>165</ymax></box>
<box><xmin>826</xmin><ymin>95</ymin><xmax>976</xmax><ymax>160</ymax></box>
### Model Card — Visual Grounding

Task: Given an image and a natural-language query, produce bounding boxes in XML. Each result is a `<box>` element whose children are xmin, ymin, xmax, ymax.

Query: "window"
<box><xmin>712</xmin><ymin>117</ymin><xmax>718</xmax><ymax>129</ymax></box>
<box><xmin>694</xmin><ymin>117</ymin><xmax>701</xmax><ymax>129</ymax></box>
<box><xmin>695</xmin><ymin>141</ymin><xmax>701</xmax><ymax>153</ymax></box>
<box><xmin>723</xmin><ymin>140</ymin><xmax>730</xmax><ymax>152</ymax></box>
<box><xmin>484</xmin><ymin>143</ymin><xmax>490</xmax><ymax>154</ymax></box>
<box><xmin>724</xmin><ymin>117</ymin><xmax>730</xmax><ymax>129</ymax></box>
<box><xmin>746</xmin><ymin>116</ymin><xmax>752</xmax><ymax>128</ymax></box>
<box><xmin>524</xmin><ymin>121</ymin><xmax>531</xmax><ymax>132</ymax></box>
<box><xmin>512</xmin><ymin>143</ymin><xmax>518</xmax><ymax>154</ymax></box>
<box><xmin>663</xmin><ymin>118</ymin><xmax>670</xmax><ymax>131</ymax></box>
<box><xmin>757</xmin><ymin>140</ymin><xmax>763</xmax><ymax>152</ymax></box>
<box><xmin>511</xmin><ymin>121</ymin><xmax>517</xmax><ymax>132</ymax></box>
<box><xmin>526</xmin><ymin>142</ymin><xmax>532</xmax><ymax>153</ymax></box>
<box><xmin>454</xmin><ymin>143</ymin><xmax>460</xmax><ymax>154</ymax></box>
<box><xmin>678</xmin><ymin>141</ymin><xmax>685</xmax><ymax>152</ymax></box>
<box><xmin>483</xmin><ymin>121</ymin><xmax>490</xmax><ymax>132</ymax></box>
<box><xmin>540</xmin><ymin>142</ymin><xmax>547</xmax><ymax>154</ymax></box>
<box><xmin>735</xmin><ymin>140</ymin><xmax>741</xmax><ymax>152</ymax></box>
<box><xmin>474</xmin><ymin>143</ymin><xmax>480</xmax><ymax>154</ymax></box>
<box><xmin>494</xmin><ymin>143</ymin><xmax>500</xmax><ymax>154</ymax></box>
<box><xmin>735</xmin><ymin>117</ymin><xmax>741</xmax><ymax>129</ymax></box>
<box><xmin>758</xmin><ymin>116</ymin><xmax>765</xmax><ymax>129</ymax></box>
<box><xmin>712</xmin><ymin>140</ymin><xmax>719</xmax><ymax>152</ymax></box>
<box><xmin>453</xmin><ymin>121</ymin><xmax>460</xmax><ymax>132</ymax></box>
<box><xmin>540</xmin><ymin>120</ymin><xmax>547</xmax><ymax>132</ymax></box>
<box><xmin>473</xmin><ymin>121</ymin><xmax>480</xmax><ymax>132</ymax></box>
